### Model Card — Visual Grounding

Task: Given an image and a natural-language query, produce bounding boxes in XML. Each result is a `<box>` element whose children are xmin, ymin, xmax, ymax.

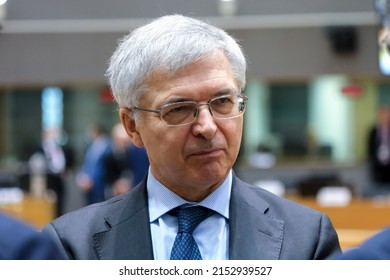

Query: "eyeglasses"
<box><xmin>130</xmin><ymin>93</ymin><xmax>248</xmax><ymax>127</ymax></box>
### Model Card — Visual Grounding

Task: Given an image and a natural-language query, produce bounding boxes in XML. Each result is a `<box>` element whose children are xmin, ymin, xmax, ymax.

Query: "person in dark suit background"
<box><xmin>76</xmin><ymin>123</ymin><xmax>110</xmax><ymax>205</ymax></box>
<box><xmin>367</xmin><ymin>105</ymin><xmax>390</xmax><ymax>186</ymax></box>
<box><xmin>104</xmin><ymin>123</ymin><xmax>149</xmax><ymax>197</ymax></box>
<box><xmin>335</xmin><ymin>227</ymin><xmax>390</xmax><ymax>259</ymax></box>
<box><xmin>20</xmin><ymin>127</ymin><xmax>74</xmax><ymax>217</ymax></box>
<box><xmin>42</xmin><ymin>14</ymin><xmax>341</xmax><ymax>260</ymax></box>
<box><xmin>334</xmin><ymin>2</ymin><xmax>390</xmax><ymax>260</ymax></box>
<box><xmin>340</xmin><ymin>110</ymin><xmax>390</xmax><ymax>258</ymax></box>
<box><xmin>0</xmin><ymin>213</ymin><xmax>65</xmax><ymax>260</ymax></box>
<box><xmin>334</xmin><ymin>1</ymin><xmax>390</xmax><ymax>260</ymax></box>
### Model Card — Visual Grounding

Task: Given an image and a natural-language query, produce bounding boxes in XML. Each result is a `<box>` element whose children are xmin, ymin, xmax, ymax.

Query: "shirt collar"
<box><xmin>147</xmin><ymin>169</ymin><xmax>232</xmax><ymax>223</ymax></box>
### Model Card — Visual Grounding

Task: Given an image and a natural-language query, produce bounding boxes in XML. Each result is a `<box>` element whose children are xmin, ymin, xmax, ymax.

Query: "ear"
<box><xmin>119</xmin><ymin>108</ymin><xmax>144</xmax><ymax>148</ymax></box>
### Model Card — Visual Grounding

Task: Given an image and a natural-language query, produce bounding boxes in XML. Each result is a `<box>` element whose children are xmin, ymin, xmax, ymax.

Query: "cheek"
<box><xmin>221</xmin><ymin>120</ymin><xmax>243</xmax><ymax>146</ymax></box>
<box><xmin>143</xmin><ymin>127</ymin><xmax>187</xmax><ymax>159</ymax></box>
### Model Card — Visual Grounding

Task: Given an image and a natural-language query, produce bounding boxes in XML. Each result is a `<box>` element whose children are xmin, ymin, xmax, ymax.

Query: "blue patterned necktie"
<box><xmin>170</xmin><ymin>206</ymin><xmax>211</xmax><ymax>260</ymax></box>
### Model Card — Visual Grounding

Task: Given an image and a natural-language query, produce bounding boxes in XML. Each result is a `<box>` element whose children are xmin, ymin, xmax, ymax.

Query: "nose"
<box><xmin>192</xmin><ymin>104</ymin><xmax>217</xmax><ymax>139</ymax></box>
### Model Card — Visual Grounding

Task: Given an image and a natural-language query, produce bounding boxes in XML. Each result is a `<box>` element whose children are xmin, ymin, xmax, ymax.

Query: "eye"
<box><xmin>160</xmin><ymin>102</ymin><xmax>196</xmax><ymax>125</ymax></box>
<box><xmin>163</xmin><ymin>103</ymin><xmax>194</xmax><ymax>114</ymax></box>
<box><xmin>212</xmin><ymin>96</ymin><xmax>235</xmax><ymax>110</ymax></box>
<box><xmin>169</xmin><ymin>105</ymin><xmax>188</xmax><ymax>113</ymax></box>
<box><xmin>215</xmin><ymin>96</ymin><xmax>233</xmax><ymax>105</ymax></box>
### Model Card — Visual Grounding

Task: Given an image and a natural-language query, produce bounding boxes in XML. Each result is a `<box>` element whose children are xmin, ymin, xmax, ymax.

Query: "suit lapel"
<box><xmin>93</xmin><ymin>181</ymin><xmax>154</xmax><ymax>260</ymax></box>
<box><xmin>229</xmin><ymin>176</ymin><xmax>284</xmax><ymax>260</ymax></box>
<box><xmin>90</xmin><ymin>175</ymin><xmax>284</xmax><ymax>259</ymax></box>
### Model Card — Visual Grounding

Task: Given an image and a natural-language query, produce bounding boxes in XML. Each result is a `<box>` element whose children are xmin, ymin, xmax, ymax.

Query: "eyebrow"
<box><xmin>162</xmin><ymin>88</ymin><xmax>236</xmax><ymax>105</ymax></box>
<box><xmin>162</xmin><ymin>97</ymin><xmax>191</xmax><ymax>105</ymax></box>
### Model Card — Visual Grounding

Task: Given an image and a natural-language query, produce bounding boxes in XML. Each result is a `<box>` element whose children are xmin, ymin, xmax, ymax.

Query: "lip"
<box><xmin>189</xmin><ymin>148</ymin><xmax>223</xmax><ymax>158</ymax></box>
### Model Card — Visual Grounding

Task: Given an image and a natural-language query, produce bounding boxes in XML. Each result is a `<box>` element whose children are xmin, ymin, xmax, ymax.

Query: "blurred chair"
<box><xmin>254</xmin><ymin>179</ymin><xmax>286</xmax><ymax>197</ymax></box>
<box><xmin>0</xmin><ymin>171</ymin><xmax>18</xmax><ymax>189</ymax></box>
<box><xmin>296</xmin><ymin>173</ymin><xmax>355</xmax><ymax>197</ymax></box>
<box><xmin>18</xmin><ymin>172</ymin><xmax>63</xmax><ymax>217</ymax></box>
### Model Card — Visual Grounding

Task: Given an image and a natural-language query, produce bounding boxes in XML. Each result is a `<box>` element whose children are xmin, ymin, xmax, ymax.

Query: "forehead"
<box><xmin>143</xmin><ymin>52</ymin><xmax>237</xmax><ymax>102</ymax></box>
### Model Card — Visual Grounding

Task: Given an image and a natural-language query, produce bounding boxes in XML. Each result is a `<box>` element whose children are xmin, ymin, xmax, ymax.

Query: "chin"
<box><xmin>196</xmin><ymin>165</ymin><xmax>229</xmax><ymax>184</ymax></box>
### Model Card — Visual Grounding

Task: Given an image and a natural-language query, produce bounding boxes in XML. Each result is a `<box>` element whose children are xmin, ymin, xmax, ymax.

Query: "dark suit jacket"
<box><xmin>368</xmin><ymin>125</ymin><xmax>390</xmax><ymax>183</ymax></box>
<box><xmin>42</xmin><ymin>175</ymin><xmax>341</xmax><ymax>259</ymax></box>
<box><xmin>335</xmin><ymin>227</ymin><xmax>390</xmax><ymax>259</ymax></box>
<box><xmin>0</xmin><ymin>214</ymin><xmax>65</xmax><ymax>260</ymax></box>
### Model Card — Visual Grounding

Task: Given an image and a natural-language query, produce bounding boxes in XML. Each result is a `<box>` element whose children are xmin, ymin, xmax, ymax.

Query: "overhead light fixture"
<box><xmin>0</xmin><ymin>0</ymin><xmax>7</xmax><ymax>30</ymax></box>
<box><xmin>218</xmin><ymin>0</ymin><xmax>237</xmax><ymax>17</ymax></box>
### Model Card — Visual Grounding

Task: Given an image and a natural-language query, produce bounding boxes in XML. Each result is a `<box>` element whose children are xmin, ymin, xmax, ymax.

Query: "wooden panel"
<box><xmin>292</xmin><ymin>197</ymin><xmax>390</xmax><ymax>230</ymax></box>
<box><xmin>286</xmin><ymin>195</ymin><xmax>390</xmax><ymax>250</ymax></box>
<box><xmin>287</xmin><ymin>196</ymin><xmax>390</xmax><ymax>230</ymax></box>
<box><xmin>0</xmin><ymin>196</ymin><xmax>55</xmax><ymax>229</ymax></box>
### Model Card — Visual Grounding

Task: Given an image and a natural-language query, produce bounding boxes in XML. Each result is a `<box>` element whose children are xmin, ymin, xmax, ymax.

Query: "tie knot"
<box><xmin>175</xmin><ymin>206</ymin><xmax>211</xmax><ymax>234</ymax></box>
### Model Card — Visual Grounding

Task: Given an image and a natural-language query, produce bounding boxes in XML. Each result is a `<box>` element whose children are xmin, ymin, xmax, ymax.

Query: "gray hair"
<box><xmin>106</xmin><ymin>14</ymin><xmax>247</xmax><ymax>111</ymax></box>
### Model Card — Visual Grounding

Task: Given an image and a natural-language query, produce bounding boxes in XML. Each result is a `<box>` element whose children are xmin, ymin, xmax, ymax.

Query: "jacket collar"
<box><xmin>92</xmin><ymin>174</ymin><xmax>284</xmax><ymax>260</ymax></box>
<box><xmin>93</xmin><ymin>180</ymin><xmax>154</xmax><ymax>260</ymax></box>
<box><xmin>229</xmin><ymin>176</ymin><xmax>284</xmax><ymax>260</ymax></box>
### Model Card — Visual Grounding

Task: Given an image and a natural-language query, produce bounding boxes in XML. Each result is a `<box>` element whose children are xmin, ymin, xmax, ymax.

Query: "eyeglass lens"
<box><xmin>160</xmin><ymin>95</ymin><xmax>246</xmax><ymax>126</ymax></box>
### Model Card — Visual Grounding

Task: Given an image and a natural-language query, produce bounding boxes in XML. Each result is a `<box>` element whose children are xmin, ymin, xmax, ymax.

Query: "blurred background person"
<box><xmin>0</xmin><ymin>213</ymin><xmax>65</xmax><ymax>260</ymax></box>
<box><xmin>41</xmin><ymin>128</ymin><xmax>74</xmax><ymax>176</ymax></box>
<box><xmin>331</xmin><ymin>0</ymin><xmax>390</xmax><ymax>259</ymax></box>
<box><xmin>335</xmin><ymin>226</ymin><xmax>390</xmax><ymax>260</ymax></box>
<box><xmin>104</xmin><ymin>123</ymin><xmax>149</xmax><ymax>197</ymax></box>
<box><xmin>19</xmin><ymin>127</ymin><xmax>74</xmax><ymax>217</ymax></box>
<box><xmin>76</xmin><ymin>123</ymin><xmax>110</xmax><ymax>205</ymax></box>
<box><xmin>367</xmin><ymin>105</ymin><xmax>390</xmax><ymax>190</ymax></box>
<box><xmin>126</xmin><ymin>137</ymin><xmax>149</xmax><ymax>188</ymax></box>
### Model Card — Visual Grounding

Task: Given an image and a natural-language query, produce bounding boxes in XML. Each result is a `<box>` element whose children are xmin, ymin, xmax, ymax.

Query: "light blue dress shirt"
<box><xmin>147</xmin><ymin>169</ymin><xmax>232</xmax><ymax>260</ymax></box>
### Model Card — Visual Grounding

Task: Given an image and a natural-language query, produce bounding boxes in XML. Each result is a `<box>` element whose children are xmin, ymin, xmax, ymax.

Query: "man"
<box><xmin>0</xmin><ymin>213</ymin><xmax>65</xmax><ymax>260</ymax></box>
<box><xmin>42</xmin><ymin>14</ymin><xmax>341</xmax><ymax>260</ymax></box>
<box><xmin>335</xmin><ymin>227</ymin><xmax>390</xmax><ymax>259</ymax></box>
<box><xmin>104</xmin><ymin>123</ymin><xmax>149</xmax><ymax>197</ymax></box>
<box><xmin>334</xmin><ymin>0</ymin><xmax>390</xmax><ymax>260</ymax></box>
<box><xmin>367</xmin><ymin>105</ymin><xmax>390</xmax><ymax>185</ymax></box>
<box><xmin>23</xmin><ymin>127</ymin><xmax>74</xmax><ymax>217</ymax></box>
<box><xmin>76</xmin><ymin>123</ymin><xmax>110</xmax><ymax>205</ymax></box>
